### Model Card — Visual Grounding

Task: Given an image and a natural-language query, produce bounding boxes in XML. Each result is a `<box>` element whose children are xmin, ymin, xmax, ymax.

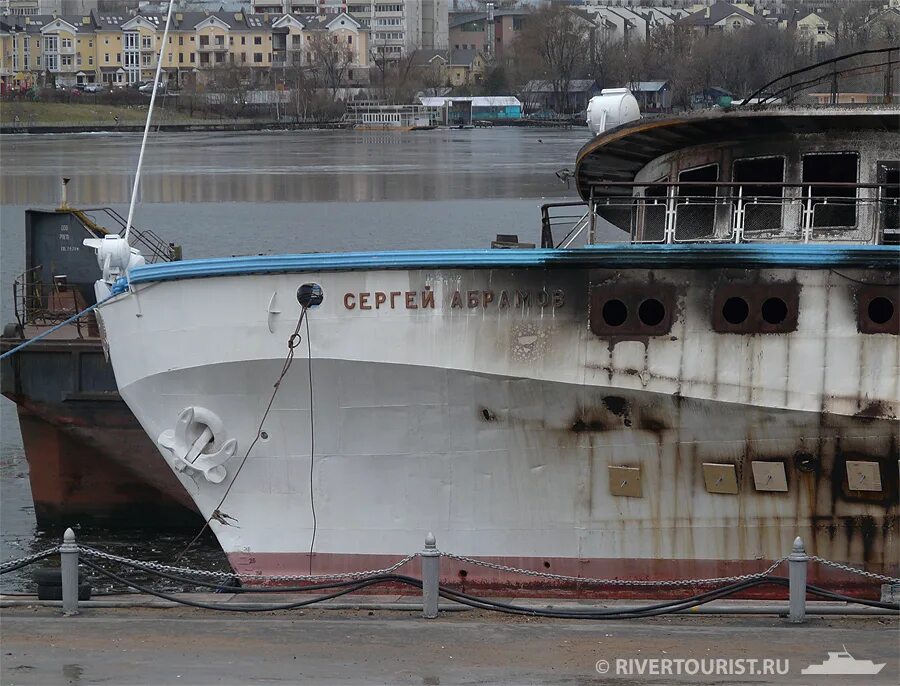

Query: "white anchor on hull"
<box><xmin>158</xmin><ymin>407</ymin><xmax>237</xmax><ymax>484</ymax></box>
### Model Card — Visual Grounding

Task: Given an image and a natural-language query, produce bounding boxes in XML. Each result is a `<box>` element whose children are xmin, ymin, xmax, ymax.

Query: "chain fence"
<box><xmin>2</xmin><ymin>546</ymin><xmax>898</xmax><ymax>587</ymax></box>
<box><xmin>441</xmin><ymin>553</ymin><xmax>790</xmax><ymax>587</ymax></box>
<box><xmin>808</xmin><ymin>556</ymin><xmax>900</xmax><ymax>585</ymax></box>
<box><xmin>78</xmin><ymin>546</ymin><xmax>420</xmax><ymax>583</ymax></box>
<box><xmin>0</xmin><ymin>547</ymin><xmax>61</xmax><ymax>575</ymax></box>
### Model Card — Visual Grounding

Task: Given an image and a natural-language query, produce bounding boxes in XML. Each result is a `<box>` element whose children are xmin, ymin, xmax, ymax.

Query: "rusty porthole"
<box><xmin>857</xmin><ymin>287</ymin><xmax>899</xmax><ymax>334</ymax></box>
<box><xmin>590</xmin><ymin>284</ymin><xmax>676</xmax><ymax>337</ymax></box>
<box><xmin>868</xmin><ymin>297</ymin><xmax>894</xmax><ymax>325</ymax></box>
<box><xmin>761</xmin><ymin>297</ymin><xmax>788</xmax><ymax>325</ymax></box>
<box><xmin>602</xmin><ymin>299</ymin><xmax>628</xmax><ymax>327</ymax></box>
<box><xmin>639</xmin><ymin>299</ymin><xmax>666</xmax><ymax>326</ymax></box>
<box><xmin>713</xmin><ymin>282</ymin><xmax>799</xmax><ymax>334</ymax></box>
<box><xmin>722</xmin><ymin>297</ymin><xmax>749</xmax><ymax>325</ymax></box>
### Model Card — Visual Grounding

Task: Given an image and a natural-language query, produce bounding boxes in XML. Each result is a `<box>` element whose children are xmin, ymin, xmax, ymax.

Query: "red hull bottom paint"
<box><xmin>16</xmin><ymin>408</ymin><xmax>200</xmax><ymax>529</ymax></box>
<box><xmin>228</xmin><ymin>552</ymin><xmax>893</xmax><ymax>600</ymax></box>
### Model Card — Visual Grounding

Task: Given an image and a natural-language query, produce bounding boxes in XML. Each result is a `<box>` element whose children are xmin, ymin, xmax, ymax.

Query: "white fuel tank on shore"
<box><xmin>586</xmin><ymin>88</ymin><xmax>641</xmax><ymax>136</ymax></box>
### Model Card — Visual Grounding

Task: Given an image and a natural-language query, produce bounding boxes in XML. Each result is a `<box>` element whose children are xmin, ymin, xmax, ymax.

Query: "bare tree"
<box><xmin>309</xmin><ymin>32</ymin><xmax>354</xmax><ymax>96</ymax></box>
<box><xmin>515</xmin><ymin>6</ymin><xmax>589</xmax><ymax>112</ymax></box>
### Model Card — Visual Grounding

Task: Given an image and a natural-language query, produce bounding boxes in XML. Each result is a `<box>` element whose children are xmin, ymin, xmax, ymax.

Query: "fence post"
<box><xmin>421</xmin><ymin>532</ymin><xmax>439</xmax><ymax>619</ymax></box>
<box><xmin>788</xmin><ymin>536</ymin><xmax>807</xmax><ymax>624</ymax></box>
<box><xmin>60</xmin><ymin>527</ymin><xmax>79</xmax><ymax>616</ymax></box>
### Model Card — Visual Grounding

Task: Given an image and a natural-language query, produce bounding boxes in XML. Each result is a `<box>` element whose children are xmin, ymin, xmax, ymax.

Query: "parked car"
<box><xmin>83</xmin><ymin>83</ymin><xmax>104</xmax><ymax>93</ymax></box>
<box><xmin>138</xmin><ymin>81</ymin><xmax>166</xmax><ymax>93</ymax></box>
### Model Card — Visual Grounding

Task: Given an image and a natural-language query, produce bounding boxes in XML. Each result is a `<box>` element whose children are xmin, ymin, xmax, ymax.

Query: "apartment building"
<box><xmin>2</xmin><ymin>1</ymin><xmax>98</xmax><ymax>15</ymax></box>
<box><xmin>448</xmin><ymin>8</ymin><xmax>528</xmax><ymax>59</ymax></box>
<box><xmin>251</xmin><ymin>0</ymin><xmax>447</xmax><ymax>54</ymax></box>
<box><xmin>0</xmin><ymin>7</ymin><xmax>369</xmax><ymax>90</ymax></box>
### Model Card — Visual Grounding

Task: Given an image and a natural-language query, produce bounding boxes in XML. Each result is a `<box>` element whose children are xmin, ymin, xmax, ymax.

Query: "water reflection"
<box><xmin>1</xmin><ymin>128</ymin><xmax>586</xmax><ymax>205</ymax></box>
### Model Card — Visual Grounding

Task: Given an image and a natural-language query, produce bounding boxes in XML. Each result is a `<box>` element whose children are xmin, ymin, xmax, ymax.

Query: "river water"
<box><xmin>0</xmin><ymin>127</ymin><xmax>591</xmax><ymax>589</ymax></box>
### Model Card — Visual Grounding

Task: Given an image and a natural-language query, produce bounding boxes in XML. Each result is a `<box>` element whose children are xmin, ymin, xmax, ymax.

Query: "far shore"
<box><xmin>0</xmin><ymin>101</ymin><xmax>579</xmax><ymax>134</ymax></box>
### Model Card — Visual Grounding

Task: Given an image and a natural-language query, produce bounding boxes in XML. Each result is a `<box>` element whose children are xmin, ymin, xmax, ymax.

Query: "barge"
<box><xmin>0</xmin><ymin>197</ymin><xmax>200</xmax><ymax>528</ymax></box>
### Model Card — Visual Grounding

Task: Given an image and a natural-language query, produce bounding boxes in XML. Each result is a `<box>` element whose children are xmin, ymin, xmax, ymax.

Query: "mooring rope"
<box><xmin>0</xmin><ymin>293</ymin><xmax>116</xmax><ymax>362</ymax></box>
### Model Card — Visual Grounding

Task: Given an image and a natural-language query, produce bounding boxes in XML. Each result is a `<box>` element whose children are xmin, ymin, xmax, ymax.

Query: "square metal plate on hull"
<box><xmin>608</xmin><ymin>465</ymin><xmax>643</xmax><ymax>498</ymax></box>
<box><xmin>702</xmin><ymin>463</ymin><xmax>739</xmax><ymax>494</ymax></box>
<box><xmin>845</xmin><ymin>461</ymin><xmax>883</xmax><ymax>492</ymax></box>
<box><xmin>751</xmin><ymin>461</ymin><xmax>789</xmax><ymax>492</ymax></box>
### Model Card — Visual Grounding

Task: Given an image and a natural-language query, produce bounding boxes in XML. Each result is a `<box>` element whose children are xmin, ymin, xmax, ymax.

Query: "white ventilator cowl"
<box><xmin>587</xmin><ymin>88</ymin><xmax>641</xmax><ymax>136</ymax></box>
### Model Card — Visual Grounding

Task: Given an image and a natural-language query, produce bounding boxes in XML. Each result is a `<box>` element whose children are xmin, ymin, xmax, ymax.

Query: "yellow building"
<box><xmin>795</xmin><ymin>12</ymin><xmax>834</xmax><ymax>51</ymax></box>
<box><xmin>0</xmin><ymin>8</ymin><xmax>369</xmax><ymax>92</ymax></box>
<box><xmin>270</xmin><ymin>12</ymin><xmax>368</xmax><ymax>76</ymax></box>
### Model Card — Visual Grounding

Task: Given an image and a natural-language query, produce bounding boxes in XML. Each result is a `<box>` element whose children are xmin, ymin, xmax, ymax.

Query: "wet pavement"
<box><xmin>1</xmin><ymin>606</ymin><xmax>897</xmax><ymax>685</ymax></box>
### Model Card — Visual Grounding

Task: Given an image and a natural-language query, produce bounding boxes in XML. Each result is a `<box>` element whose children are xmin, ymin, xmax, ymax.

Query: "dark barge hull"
<box><xmin>1</xmin><ymin>337</ymin><xmax>201</xmax><ymax>529</ymax></box>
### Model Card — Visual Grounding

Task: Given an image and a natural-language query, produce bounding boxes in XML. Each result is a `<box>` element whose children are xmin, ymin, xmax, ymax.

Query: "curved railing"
<box><xmin>741</xmin><ymin>47</ymin><xmax>899</xmax><ymax>107</ymax></box>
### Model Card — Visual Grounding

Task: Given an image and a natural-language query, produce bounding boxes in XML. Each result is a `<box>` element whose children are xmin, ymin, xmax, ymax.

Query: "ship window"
<box><xmin>675</xmin><ymin>164</ymin><xmax>718</xmax><ymax>240</ymax></box>
<box><xmin>733</xmin><ymin>156</ymin><xmax>784</xmax><ymax>233</ymax></box>
<box><xmin>877</xmin><ymin>162</ymin><xmax>898</xmax><ymax>244</ymax></box>
<box><xmin>640</xmin><ymin>178</ymin><xmax>667</xmax><ymax>242</ymax></box>
<box><xmin>802</xmin><ymin>152</ymin><xmax>858</xmax><ymax>228</ymax></box>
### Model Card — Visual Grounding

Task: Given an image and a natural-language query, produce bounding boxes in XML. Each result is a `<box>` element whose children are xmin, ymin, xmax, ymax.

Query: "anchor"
<box><xmin>158</xmin><ymin>407</ymin><xmax>237</xmax><ymax>484</ymax></box>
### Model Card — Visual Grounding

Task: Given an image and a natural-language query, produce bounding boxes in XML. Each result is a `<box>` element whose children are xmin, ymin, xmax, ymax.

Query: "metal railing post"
<box><xmin>60</xmin><ymin>527</ymin><xmax>79</xmax><ymax>616</ymax></box>
<box><xmin>788</xmin><ymin>536</ymin><xmax>807</xmax><ymax>624</ymax></box>
<box><xmin>421</xmin><ymin>532</ymin><xmax>440</xmax><ymax>619</ymax></box>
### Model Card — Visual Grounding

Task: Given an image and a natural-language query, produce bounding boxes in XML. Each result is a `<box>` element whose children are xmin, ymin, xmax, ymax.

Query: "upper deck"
<box><xmin>563</xmin><ymin>48</ymin><xmax>900</xmax><ymax>248</ymax></box>
<box><xmin>568</xmin><ymin>107</ymin><xmax>899</xmax><ymax>247</ymax></box>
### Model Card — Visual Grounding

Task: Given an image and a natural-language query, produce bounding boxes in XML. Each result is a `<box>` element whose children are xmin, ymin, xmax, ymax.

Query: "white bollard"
<box><xmin>60</xmin><ymin>527</ymin><xmax>79</xmax><ymax>616</ymax></box>
<box><xmin>421</xmin><ymin>532</ymin><xmax>440</xmax><ymax>619</ymax></box>
<box><xmin>788</xmin><ymin>536</ymin><xmax>807</xmax><ymax>624</ymax></box>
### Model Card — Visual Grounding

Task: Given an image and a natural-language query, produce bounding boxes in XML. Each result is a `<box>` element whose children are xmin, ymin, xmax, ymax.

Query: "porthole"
<box><xmin>722</xmin><ymin>297</ymin><xmax>749</xmax><ymax>325</ymax></box>
<box><xmin>638</xmin><ymin>299</ymin><xmax>666</xmax><ymax>326</ymax></box>
<box><xmin>761</xmin><ymin>297</ymin><xmax>788</xmax><ymax>325</ymax></box>
<box><xmin>713</xmin><ymin>283</ymin><xmax>799</xmax><ymax>334</ymax></box>
<box><xmin>857</xmin><ymin>287</ymin><xmax>899</xmax><ymax>334</ymax></box>
<box><xmin>589</xmin><ymin>284</ymin><xmax>676</xmax><ymax>337</ymax></box>
<box><xmin>868</xmin><ymin>297</ymin><xmax>894</xmax><ymax>325</ymax></box>
<box><xmin>602</xmin><ymin>299</ymin><xmax>628</xmax><ymax>327</ymax></box>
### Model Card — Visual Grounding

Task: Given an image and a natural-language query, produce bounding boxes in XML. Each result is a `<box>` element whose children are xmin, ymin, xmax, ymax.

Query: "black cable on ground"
<box><xmin>80</xmin><ymin>558</ymin><xmax>423</xmax><ymax>612</ymax></box>
<box><xmin>16</xmin><ymin>555</ymin><xmax>897</xmax><ymax>617</ymax></box>
<box><xmin>436</xmin><ymin>578</ymin><xmax>785</xmax><ymax>619</ymax></box>
<box><xmin>80</xmin><ymin>555</ymin><xmax>403</xmax><ymax>594</ymax></box>
<box><xmin>804</xmin><ymin>582</ymin><xmax>900</xmax><ymax>611</ymax></box>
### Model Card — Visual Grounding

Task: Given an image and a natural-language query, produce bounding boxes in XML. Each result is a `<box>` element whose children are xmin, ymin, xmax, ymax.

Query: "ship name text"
<box><xmin>343</xmin><ymin>288</ymin><xmax>566</xmax><ymax>311</ymax></box>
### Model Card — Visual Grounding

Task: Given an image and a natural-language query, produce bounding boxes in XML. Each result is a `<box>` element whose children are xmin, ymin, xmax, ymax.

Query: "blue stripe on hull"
<box><xmin>127</xmin><ymin>244</ymin><xmax>900</xmax><ymax>285</ymax></box>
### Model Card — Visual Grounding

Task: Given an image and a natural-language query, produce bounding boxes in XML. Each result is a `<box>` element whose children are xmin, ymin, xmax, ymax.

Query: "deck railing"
<box><xmin>13</xmin><ymin>268</ymin><xmax>97</xmax><ymax>337</ymax></box>
<box><xmin>541</xmin><ymin>181</ymin><xmax>898</xmax><ymax>247</ymax></box>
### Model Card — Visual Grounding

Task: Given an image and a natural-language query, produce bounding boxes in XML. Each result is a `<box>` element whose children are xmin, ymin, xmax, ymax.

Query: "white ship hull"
<box><xmin>95</xmin><ymin>257</ymin><xmax>899</xmax><ymax>595</ymax></box>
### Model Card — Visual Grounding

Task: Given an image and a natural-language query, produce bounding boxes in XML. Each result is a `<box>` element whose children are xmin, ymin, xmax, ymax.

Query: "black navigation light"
<box><xmin>297</xmin><ymin>283</ymin><xmax>324</xmax><ymax>308</ymax></box>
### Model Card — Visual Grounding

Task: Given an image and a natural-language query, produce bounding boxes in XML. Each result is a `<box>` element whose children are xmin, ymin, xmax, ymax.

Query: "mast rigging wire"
<box><xmin>123</xmin><ymin>0</ymin><xmax>176</xmax><ymax>243</ymax></box>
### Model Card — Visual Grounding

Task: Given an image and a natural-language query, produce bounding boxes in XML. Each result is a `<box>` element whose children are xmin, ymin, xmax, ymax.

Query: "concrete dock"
<box><xmin>1</xmin><ymin>597</ymin><xmax>897</xmax><ymax>685</ymax></box>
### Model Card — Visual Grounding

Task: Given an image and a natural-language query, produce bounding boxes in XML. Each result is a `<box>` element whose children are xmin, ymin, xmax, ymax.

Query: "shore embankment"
<box><xmin>0</xmin><ymin>102</ymin><xmax>580</xmax><ymax>134</ymax></box>
<box><xmin>2</xmin><ymin>603</ymin><xmax>896</xmax><ymax>685</ymax></box>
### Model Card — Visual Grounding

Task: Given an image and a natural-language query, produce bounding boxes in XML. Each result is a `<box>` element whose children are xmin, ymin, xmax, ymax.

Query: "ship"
<box><xmin>0</xmin><ymin>187</ymin><xmax>200</xmax><ymax>529</ymax></box>
<box><xmin>801</xmin><ymin>646</ymin><xmax>886</xmax><ymax>675</ymax></box>
<box><xmin>86</xmin><ymin>52</ymin><xmax>898</xmax><ymax>596</ymax></box>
